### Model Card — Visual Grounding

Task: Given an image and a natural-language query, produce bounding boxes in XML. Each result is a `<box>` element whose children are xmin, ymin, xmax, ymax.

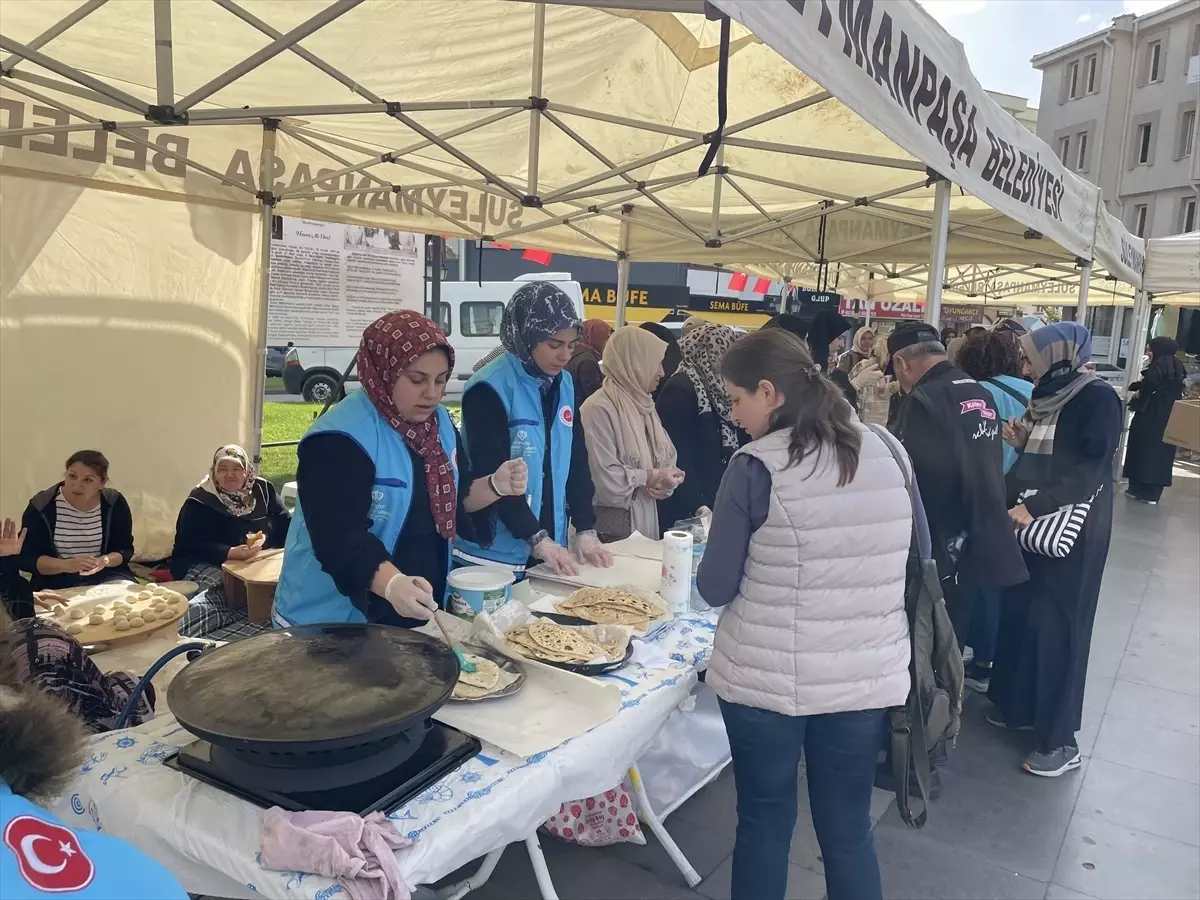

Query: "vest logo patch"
<box><xmin>959</xmin><ymin>399</ymin><xmax>996</xmax><ymax>420</ymax></box>
<box><xmin>4</xmin><ymin>815</ymin><xmax>95</xmax><ymax>893</ymax></box>
<box><xmin>559</xmin><ymin>406</ymin><xmax>573</xmax><ymax>427</ymax></box>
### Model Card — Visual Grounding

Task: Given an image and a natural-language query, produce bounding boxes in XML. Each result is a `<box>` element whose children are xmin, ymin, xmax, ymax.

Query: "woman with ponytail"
<box><xmin>697</xmin><ymin>327</ymin><xmax>913</xmax><ymax>900</ymax></box>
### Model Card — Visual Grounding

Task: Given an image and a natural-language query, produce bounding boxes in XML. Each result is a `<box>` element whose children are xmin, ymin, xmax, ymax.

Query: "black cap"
<box><xmin>885</xmin><ymin>321</ymin><xmax>942</xmax><ymax>375</ymax></box>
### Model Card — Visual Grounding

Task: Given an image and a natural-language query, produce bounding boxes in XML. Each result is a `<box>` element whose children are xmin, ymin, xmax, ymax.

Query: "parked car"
<box><xmin>265</xmin><ymin>345</ymin><xmax>287</xmax><ymax>378</ymax></box>
<box><xmin>280</xmin><ymin>275</ymin><xmax>585</xmax><ymax>402</ymax></box>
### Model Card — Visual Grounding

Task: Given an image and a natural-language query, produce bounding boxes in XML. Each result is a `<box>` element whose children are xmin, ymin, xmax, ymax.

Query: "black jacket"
<box><xmin>1123</xmin><ymin>357</ymin><xmax>1186</xmax><ymax>488</ymax></box>
<box><xmin>169</xmin><ymin>479</ymin><xmax>291</xmax><ymax>579</ymax></box>
<box><xmin>655</xmin><ymin>371</ymin><xmax>750</xmax><ymax>530</ymax></box>
<box><xmin>895</xmin><ymin>361</ymin><xmax>1027</xmax><ymax>589</ymax></box>
<box><xmin>20</xmin><ymin>486</ymin><xmax>135</xmax><ymax>591</ymax></box>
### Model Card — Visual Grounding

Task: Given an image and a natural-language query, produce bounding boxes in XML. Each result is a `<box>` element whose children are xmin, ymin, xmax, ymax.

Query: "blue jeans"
<box><xmin>966</xmin><ymin>584</ymin><xmax>1003</xmax><ymax>664</ymax></box>
<box><xmin>718</xmin><ymin>699</ymin><xmax>886</xmax><ymax>900</ymax></box>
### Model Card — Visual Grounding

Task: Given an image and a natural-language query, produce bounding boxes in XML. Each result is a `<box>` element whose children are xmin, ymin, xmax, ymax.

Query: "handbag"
<box><xmin>1013</xmin><ymin>487</ymin><xmax>1100</xmax><ymax>558</ymax></box>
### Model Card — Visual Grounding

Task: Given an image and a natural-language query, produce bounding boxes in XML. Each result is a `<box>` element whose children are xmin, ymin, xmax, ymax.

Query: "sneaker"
<box><xmin>1124</xmin><ymin>490</ymin><xmax>1158</xmax><ymax>506</ymax></box>
<box><xmin>962</xmin><ymin>645</ymin><xmax>975</xmax><ymax>665</ymax></box>
<box><xmin>986</xmin><ymin>710</ymin><xmax>1034</xmax><ymax>731</ymax></box>
<box><xmin>964</xmin><ymin>662</ymin><xmax>992</xmax><ymax>693</ymax></box>
<box><xmin>1022</xmin><ymin>745</ymin><xmax>1082</xmax><ymax>777</ymax></box>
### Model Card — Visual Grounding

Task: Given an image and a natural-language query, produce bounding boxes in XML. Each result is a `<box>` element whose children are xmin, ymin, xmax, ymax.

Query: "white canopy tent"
<box><xmin>0</xmin><ymin>0</ymin><xmax>1143</xmax><ymax>552</ymax></box>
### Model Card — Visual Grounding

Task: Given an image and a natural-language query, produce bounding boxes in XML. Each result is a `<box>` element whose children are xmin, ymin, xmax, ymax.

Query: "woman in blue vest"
<box><xmin>456</xmin><ymin>282</ymin><xmax>613</xmax><ymax>577</ymax></box>
<box><xmin>273</xmin><ymin>311</ymin><xmax>527</xmax><ymax>627</ymax></box>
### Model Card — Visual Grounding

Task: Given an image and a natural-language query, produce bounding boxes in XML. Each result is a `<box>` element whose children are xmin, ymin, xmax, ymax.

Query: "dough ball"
<box><xmin>165</xmin><ymin>595</ymin><xmax>181</xmax><ymax>605</ymax></box>
<box><xmin>141</xmin><ymin>610</ymin><xmax>157</xmax><ymax>622</ymax></box>
<box><xmin>68</xmin><ymin>608</ymin><xmax>86</xmax><ymax>620</ymax></box>
<box><xmin>138</xmin><ymin>591</ymin><xmax>152</xmax><ymax>600</ymax></box>
<box><xmin>128</xmin><ymin>616</ymin><xmax>145</xmax><ymax>627</ymax></box>
<box><xmin>112</xmin><ymin>615</ymin><xmax>127</xmax><ymax>624</ymax></box>
<box><xmin>66</xmin><ymin>623</ymin><xmax>85</xmax><ymax>635</ymax></box>
<box><xmin>91</xmin><ymin>605</ymin><xmax>106</xmax><ymax>615</ymax></box>
<box><xmin>113</xmin><ymin>619</ymin><xmax>131</xmax><ymax>631</ymax></box>
<box><xmin>88</xmin><ymin>614</ymin><xmax>104</xmax><ymax>625</ymax></box>
<box><xmin>152</xmin><ymin>586</ymin><xmax>168</xmax><ymax>595</ymax></box>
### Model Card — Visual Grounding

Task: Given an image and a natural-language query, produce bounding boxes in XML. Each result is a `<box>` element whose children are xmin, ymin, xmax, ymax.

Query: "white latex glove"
<box><xmin>533</xmin><ymin>537</ymin><xmax>579</xmax><ymax>576</ymax></box>
<box><xmin>490</xmin><ymin>458</ymin><xmax>528</xmax><ymax>497</ymax></box>
<box><xmin>850</xmin><ymin>361</ymin><xmax>886</xmax><ymax>392</ymax></box>
<box><xmin>572</xmin><ymin>530</ymin><xmax>614</xmax><ymax>568</ymax></box>
<box><xmin>385</xmin><ymin>574</ymin><xmax>437</xmax><ymax>620</ymax></box>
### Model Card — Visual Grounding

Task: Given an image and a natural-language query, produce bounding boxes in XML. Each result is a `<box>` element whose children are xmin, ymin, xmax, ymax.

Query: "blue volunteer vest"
<box><xmin>1</xmin><ymin>783</ymin><xmax>188</xmax><ymax>899</ymax></box>
<box><xmin>272</xmin><ymin>390</ymin><xmax>459</xmax><ymax>627</ymax></box>
<box><xmin>454</xmin><ymin>352</ymin><xmax>573</xmax><ymax>571</ymax></box>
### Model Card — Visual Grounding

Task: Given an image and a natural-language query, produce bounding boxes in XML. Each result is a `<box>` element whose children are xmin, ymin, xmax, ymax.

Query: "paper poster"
<box><xmin>267</xmin><ymin>215</ymin><xmax>425</xmax><ymax>346</ymax></box>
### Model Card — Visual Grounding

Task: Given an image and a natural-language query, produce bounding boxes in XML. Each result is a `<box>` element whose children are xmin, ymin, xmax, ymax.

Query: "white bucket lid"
<box><xmin>446</xmin><ymin>566</ymin><xmax>515</xmax><ymax>591</ymax></box>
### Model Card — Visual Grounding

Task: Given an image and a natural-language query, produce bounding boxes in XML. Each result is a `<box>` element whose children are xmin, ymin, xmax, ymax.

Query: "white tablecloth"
<box><xmin>48</xmin><ymin>657</ymin><xmax>698</xmax><ymax>899</ymax></box>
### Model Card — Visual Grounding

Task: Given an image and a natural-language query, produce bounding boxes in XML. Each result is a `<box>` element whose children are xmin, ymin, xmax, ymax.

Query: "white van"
<box><xmin>281</xmin><ymin>274</ymin><xmax>584</xmax><ymax>402</ymax></box>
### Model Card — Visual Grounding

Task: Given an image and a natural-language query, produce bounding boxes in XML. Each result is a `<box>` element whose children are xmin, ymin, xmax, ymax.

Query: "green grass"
<box><xmin>260</xmin><ymin>399</ymin><xmax>462</xmax><ymax>489</ymax></box>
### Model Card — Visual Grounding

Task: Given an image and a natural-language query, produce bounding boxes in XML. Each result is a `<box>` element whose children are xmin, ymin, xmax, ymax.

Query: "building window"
<box><xmin>1068</xmin><ymin>60</ymin><xmax>1080</xmax><ymax>99</ymax></box>
<box><xmin>1181</xmin><ymin>109</ymin><xmax>1196</xmax><ymax>158</ymax></box>
<box><xmin>1058</xmin><ymin>135</ymin><xmax>1071</xmax><ymax>163</ymax></box>
<box><xmin>460</xmin><ymin>301</ymin><xmax>504</xmax><ymax>337</ymax></box>
<box><xmin>1133</xmin><ymin>203</ymin><xmax>1149</xmax><ymax>237</ymax></box>
<box><xmin>1182</xmin><ymin>197</ymin><xmax>1197</xmax><ymax>234</ymax></box>
<box><xmin>1076</xmin><ymin>132</ymin><xmax>1089</xmax><ymax>171</ymax></box>
<box><xmin>1085</xmin><ymin>53</ymin><xmax>1098</xmax><ymax>94</ymax></box>
<box><xmin>1137</xmin><ymin>122</ymin><xmax>1153</xmax><ymax>164</ymax></box>
<box><xmin>1148</xmin><ymin>40</ymin><xmax>1163</xmax><ymax>83</ymax></box>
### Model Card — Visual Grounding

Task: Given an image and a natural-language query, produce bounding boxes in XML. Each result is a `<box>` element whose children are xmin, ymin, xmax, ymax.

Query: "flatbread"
<box><xmin>456</xmin><ymin>654</ymin><xmax>500</xmax><ymax>691</ymax></box>
<box><xmin>554</xmin><ymin>588</ymin><xmax>662</xmax><ymax>629</ymax></box>
<box><xmin>505</xmin><ymin>621</ymin><xmax>613</xmax><ymax>664</ymax></box>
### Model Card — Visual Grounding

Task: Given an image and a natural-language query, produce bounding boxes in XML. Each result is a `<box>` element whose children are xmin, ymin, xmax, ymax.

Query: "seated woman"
<box><xmin>171</xmin><ymin>445</ymin><xmax>291</xmax><ymax>638</ymax></box>
<box><xmin>456</xmin><ymin>282</ymin><xmax>612</xmax><ymax>577</ymax></box>
<box><xmin>273</xmin><ymin>310</ymin><xmax>526</xmax><ymax>628</ymax></box>
<box><xmin>581</xmin><ymin>326</ymin><xmax>683</xmax><ymax>542</ymax></box>
<box><xmin>20</xmin><ymin>451</ymin><xmax>134</xmax><ymax>592</ymax></box>
<box><xmin>0</xmin><ymin>607</ymin><xmax>187</xmax><ymax>899</ymax></box>
<box><xmin>656</xmin><ymin>321</ymin><xmax>748</xmax><ymax>530</ymax></box>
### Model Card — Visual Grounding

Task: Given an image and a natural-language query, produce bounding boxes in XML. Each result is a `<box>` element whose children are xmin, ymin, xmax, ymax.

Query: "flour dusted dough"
<box><xmin>141</xmin><ymin>610</ymin><xmax>157</xmax><ymax>622</ymax></box>
<box><xmin>113</xmin><ymin>620</ymin><xmax>131</xmax><ymax>631</ymax></box>
<box><xmin>68</xmin><ymin>608</ymin><xmax>86</xmax><ymax>620</ymax></box>
<box><xmin>128</xmin><ymin>616</ymin><xmax>145</xmax><ymax>627</ymax></box>
<box><xmin>66</xmin><ymin>623</ymin><xmax>84</xmax><ymax>634</ymax></box>
<box><xmin>88</xmin><ymin>614</ymin><xmax>104</xmax><ymax>625</ymax></box>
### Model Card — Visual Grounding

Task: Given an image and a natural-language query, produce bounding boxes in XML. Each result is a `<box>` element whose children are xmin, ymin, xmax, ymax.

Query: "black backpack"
<box><xmin>869</xmin><ymin>425</ymin><xmax>966</xmax><ymax>828</ymax></box>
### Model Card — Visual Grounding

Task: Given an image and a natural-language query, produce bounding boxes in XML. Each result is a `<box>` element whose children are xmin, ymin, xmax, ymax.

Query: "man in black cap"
<box><xmin>886</xmin><ymin>321</ymin><xmax>1027</xmax><ymax>642</ymax></box>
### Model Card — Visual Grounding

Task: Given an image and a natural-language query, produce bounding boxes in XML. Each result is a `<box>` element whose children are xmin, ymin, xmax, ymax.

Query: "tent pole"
<box><xmin>527</xmin><ymin>2</ymin><xmax>545</xmax><ymax>198</ymax></box>
<box><xmin>250</xmin><ymin>121</ymin><xmax>278</xmax><ymax>462</ymax></box>
<box><xmin>924</xmin><ymin>177</ymin><xmax>951</xmax><ymax>327</ymax></box>
<box><xmin>1075</xmin><ymin>259</ymin><xmax>1093</xmax><ymax>325</ymax></box>
<box><xmin>615</xmin><ymin>208</ymin><xmax>632</xmax><ymax>328</ymax></box>
<box><xmin>0</xmin><ymin>0</ymin><xmax>107</xmax><ymax>73</ymax></box>
<box><xmin>1108</xmin><ymin>305</ymin><xmax>1125</xmax><ymax>365</ymax></box>
<box><xmin>152</xmin><ymin>0</ymin><xmax>173</xmax><ymax>106</ymax></box>
<box><xmin>708</xmin><ymin>145</ymin><xmax>724</xmax><ymax>242</ymax></box>
<box><xmin>1116</xmin><ymin>288</ymin><xmax>1151</xmax><ymax>476</ymax></box>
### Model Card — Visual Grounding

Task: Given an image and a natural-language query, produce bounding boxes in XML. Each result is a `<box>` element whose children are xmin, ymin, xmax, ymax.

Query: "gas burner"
<box><xmin>166</xmin><ymin>720</ymin><xmax>479</xmax><ymax>816</ymax></box>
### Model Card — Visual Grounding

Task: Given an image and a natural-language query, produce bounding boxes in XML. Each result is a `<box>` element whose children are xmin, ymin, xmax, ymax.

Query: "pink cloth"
<box><xmin>260</xmin><ymin>808</ymin><xmax>411</xmax><ymax>900</ymax></box>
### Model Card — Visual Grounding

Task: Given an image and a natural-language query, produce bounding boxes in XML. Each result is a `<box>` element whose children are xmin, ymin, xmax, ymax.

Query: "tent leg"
<box><xmin>250</xmin><ymin>121</ymin><xmax>278</xmax><ymax>462</ymax></box>
<box><xmin>924</xmin><ymin>177</ymin><xmax>950</xmax><ymax>327</ymax></box>
<box><xmin>1116</xmin><ymin>289</ymin><xmax>1151</xmax><ymax>477</ymax></box>
<box><xmin>152</xmin><ymin>0</ymin><xmax>174</xmax><ymax>105</ymax></box>
<box><xmin>526</xmin><ymin>2</ymin><xmax>545</xmax><ymax>198</ymax></box>
<box><xmin>1108</xmin><ymin>306</ymin><xmax>1125</xmax><ymax>365</ymax></box>
<box><xmin>615</xmin><ymin>208</ymin><xmax>632</xmax><ymax>327</ymax></box>
<box><xmin>1075</xmin><ymin>259</ymin><xmax>1092</xmax><ymax>325</ymax></box>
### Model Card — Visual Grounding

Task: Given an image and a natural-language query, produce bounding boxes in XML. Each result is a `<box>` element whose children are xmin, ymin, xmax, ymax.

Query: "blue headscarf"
<box><xmin>501</xmin><ymin>282</ymin><xmax>581</xmax><ymax>388</ymax></box>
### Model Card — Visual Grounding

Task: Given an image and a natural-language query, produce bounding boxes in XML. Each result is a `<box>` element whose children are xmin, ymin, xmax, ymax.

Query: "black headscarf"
<box><xmin>1148</xmin><ymin>336</ymin><xmax>1187</xmax><ymax>383</ymax></box>
<box><xmin>763</xmin><ymin>313</ymin><xmax>809</xmax><ymax>341</ymax></box>
<box><xmin>803</xmin><ymin>309</ymin><xmax>854</xmax><ymax>372</ymax></box>
<box><xmin>639</xmin><ymin>322</ymin><xmax>681</xmax><ymax>392</ymax></box>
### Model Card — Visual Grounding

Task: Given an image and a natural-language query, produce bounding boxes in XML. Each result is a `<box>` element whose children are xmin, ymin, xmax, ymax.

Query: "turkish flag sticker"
<box><xmin>4</xmin><ymin>815</ymin><xmax>95</xmax><ymax>893</ymax></box>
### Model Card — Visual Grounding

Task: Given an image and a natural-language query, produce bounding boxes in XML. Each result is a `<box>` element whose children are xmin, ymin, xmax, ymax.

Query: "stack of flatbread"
<box><xmin>452</xmin><ymin>653</ymin><xmax>507</xmax><ymax>699</ymax></box>
<box><xmin>554</xmin><ymin>588</ymin><xmax>662</xmax><ymax>630</ymax></box>
<box><xmin>505</xmin><ymin>620</ymin><xmax>624</xmax><ymax>666</ymax></box>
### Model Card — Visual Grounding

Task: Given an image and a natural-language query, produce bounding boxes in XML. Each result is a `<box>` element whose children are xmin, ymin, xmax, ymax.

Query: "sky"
<box><xmin>918</xmin><ymin>0</ymin><xmax>1180</xmax><ymax>104</ymax></box>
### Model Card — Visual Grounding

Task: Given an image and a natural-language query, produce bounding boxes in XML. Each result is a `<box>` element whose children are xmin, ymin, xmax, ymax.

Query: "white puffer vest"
<box><xmin>707</xmin><ymin>423</ymin><xmax>913</xmax><ymax>718</ymax></box>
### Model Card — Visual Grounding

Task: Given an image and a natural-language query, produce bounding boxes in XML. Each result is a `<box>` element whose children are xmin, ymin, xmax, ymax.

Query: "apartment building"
<box><xmin>1032</xmin><ymin>0</ymin><xmax>1200</xmax><ymax>239</ymax></box>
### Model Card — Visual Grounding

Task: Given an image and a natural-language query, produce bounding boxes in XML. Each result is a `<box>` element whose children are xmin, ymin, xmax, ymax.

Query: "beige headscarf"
<box><xmin>599</xmin><ymin>326</ymin><xmax>677</xmax><ymax>469</ymax></box>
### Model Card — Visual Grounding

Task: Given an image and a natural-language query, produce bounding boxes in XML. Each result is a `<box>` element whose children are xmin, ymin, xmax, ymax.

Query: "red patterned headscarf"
<box><xmin>358</xmin><ymin>310</ymin><xmax>458</xmax><ymax>539</ymax></box>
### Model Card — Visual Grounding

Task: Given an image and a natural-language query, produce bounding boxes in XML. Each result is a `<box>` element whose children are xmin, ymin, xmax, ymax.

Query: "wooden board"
<box><xmin>222</xmin><ymin>548</ymin><xmax>284</xmax><ymax>585</ymax></box>
<box><xmin>36</xmin><ymin>582</ymin><xmax>188</xmax><ymax>647</ymax></box>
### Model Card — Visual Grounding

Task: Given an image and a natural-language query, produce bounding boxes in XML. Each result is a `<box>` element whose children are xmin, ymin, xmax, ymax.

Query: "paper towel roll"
<box><xmin>660</xmin><ymin>530</ymin><xmax>694</xmax><ymax>615</ymax></box>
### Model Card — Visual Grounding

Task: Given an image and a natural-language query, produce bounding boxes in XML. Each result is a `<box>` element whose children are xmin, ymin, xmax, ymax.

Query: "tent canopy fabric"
<box><xmin>0</xmin><ymin>0</ymin><xmax>1139</xmax><ymax>279</ymax></box>
<box><xmin>1144</xmin><ymin>231</ymin><xmax>1200</xmax><ymax>297</ymax></box>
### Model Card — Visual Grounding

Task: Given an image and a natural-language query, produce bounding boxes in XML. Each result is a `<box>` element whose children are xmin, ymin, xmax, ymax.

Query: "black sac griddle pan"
<box><xmin>167</xmin><ymin>624</ymin><xmax>461</xmax><ymax>763</ymax></box>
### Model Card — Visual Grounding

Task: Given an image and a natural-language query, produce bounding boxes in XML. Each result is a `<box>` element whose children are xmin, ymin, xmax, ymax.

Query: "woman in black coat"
<box><xmin>1123</xmin><ymin>337</ymin><xmax>1186</xmax><ymax>505</ymax></box>
<box><xmin>989</xmin><ymin>323</ymin><xmax>1120</xmax><ymax>779</ymax></box>
<box><xmin>171</xmin><ymin>444</ymin><xmax>290</xmax><ymax>637</ymax></box>
<box><xmin>655</xmin><ymin>321</ymin><xmax>748</xmax><ymax>529</ymax></box>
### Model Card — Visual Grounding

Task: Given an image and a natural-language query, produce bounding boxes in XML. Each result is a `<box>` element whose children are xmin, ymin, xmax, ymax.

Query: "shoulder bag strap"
<box><xmin>985</xmin><ymin>377</ymin><xmax>1030</xmax><ymax>407</ymax></box>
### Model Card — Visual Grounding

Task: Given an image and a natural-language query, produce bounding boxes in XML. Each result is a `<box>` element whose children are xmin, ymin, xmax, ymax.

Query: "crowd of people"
<box><xmin>1</xmin><ymin>278</ymin><xmax>1192</xmax><ymax>900</ymax></box>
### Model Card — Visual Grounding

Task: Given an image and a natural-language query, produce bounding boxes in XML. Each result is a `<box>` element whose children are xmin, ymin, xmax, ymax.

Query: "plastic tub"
<box><xmin>446</xmin><ymin>566</ymin><xmax>515</xmax><ymax>619</ymax></box>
